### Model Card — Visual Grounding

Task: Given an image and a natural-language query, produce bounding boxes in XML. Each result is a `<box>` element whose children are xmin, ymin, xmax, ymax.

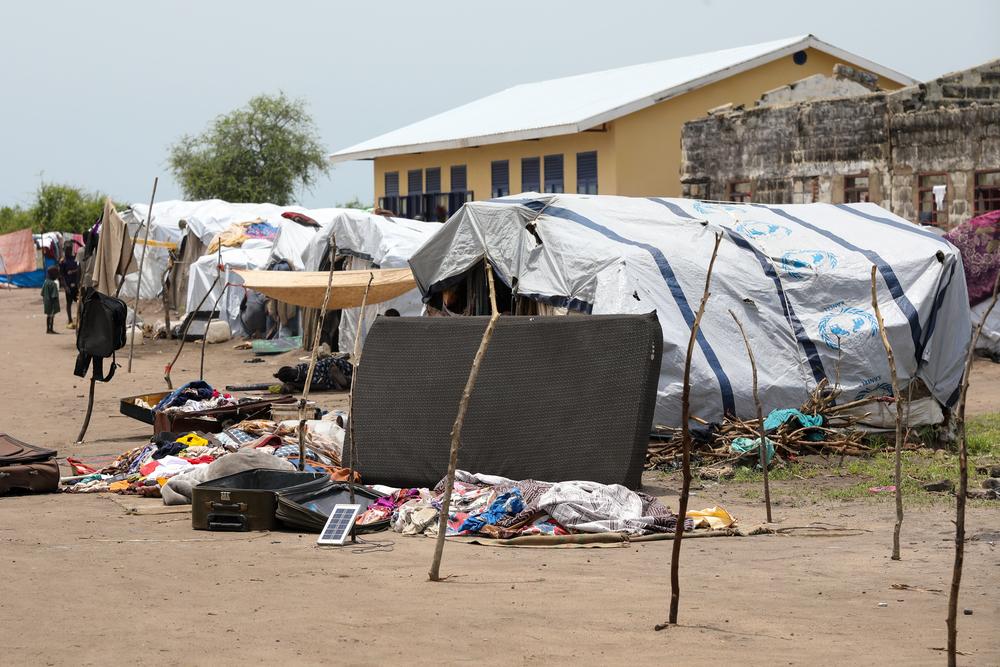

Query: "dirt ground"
<box><xmin>1</xmin><ymin>288</ymin><xmax>999</xmax><ymax>666</ymax></box>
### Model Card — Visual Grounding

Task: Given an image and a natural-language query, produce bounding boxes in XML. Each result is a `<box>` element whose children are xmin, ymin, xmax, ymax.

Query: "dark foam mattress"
<box><xmin>351</xmin><ymin>313</ymin><xmax>662</xmax><ymax>489</ymax></box>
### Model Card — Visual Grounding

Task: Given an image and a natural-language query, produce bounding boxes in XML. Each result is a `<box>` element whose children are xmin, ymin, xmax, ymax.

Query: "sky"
<box><xmin>1</xmin><ymin>0</ymin><xmax>997</xmax><ymax>210</ymax></box>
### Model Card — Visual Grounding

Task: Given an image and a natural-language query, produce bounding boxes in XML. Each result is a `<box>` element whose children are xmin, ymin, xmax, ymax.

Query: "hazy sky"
<box><xmin>1</xmin><ymin>0</ymin><xmax>997</xmax><ymax>209</ymax></box>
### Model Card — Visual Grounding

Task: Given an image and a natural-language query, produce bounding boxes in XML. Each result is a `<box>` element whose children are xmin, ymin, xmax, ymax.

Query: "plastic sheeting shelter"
<box><xmin>301</xmin><ymin>210</ymin><xmax>440</xmax><ymax>352</ymax></box>
<box><xmin>407</xmin><ymin>194</ymin><xmax>971</xmax><ymax>427</ymax></box>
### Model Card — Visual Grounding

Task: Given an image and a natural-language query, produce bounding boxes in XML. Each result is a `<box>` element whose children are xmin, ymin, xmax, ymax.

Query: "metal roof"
<box><xmin>330</xmin><ymin>35</ymin><xmax>916</xmax><ymax>162</ymax></box>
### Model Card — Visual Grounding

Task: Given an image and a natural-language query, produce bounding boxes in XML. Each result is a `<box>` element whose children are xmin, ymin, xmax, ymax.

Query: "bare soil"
<box><xmin>1</xmin><ymin>288</ymin><xmax>998</xmax><ymax>666</ymax></box>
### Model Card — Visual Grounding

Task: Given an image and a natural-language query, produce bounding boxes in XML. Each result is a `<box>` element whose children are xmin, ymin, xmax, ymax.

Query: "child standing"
<box><xmin>41</xmin><ymin>266</ymin><xmax>61</xmax><ymax>334</ymax></box>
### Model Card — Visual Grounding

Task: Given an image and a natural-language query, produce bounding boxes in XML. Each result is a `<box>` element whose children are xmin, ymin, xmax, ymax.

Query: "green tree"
<box><xmin>168</xmin><ymin>93</ymin><xmax>329</xmax><ymax>205</ymax></box>
<box><xmin>0</xmin><ymin>183</ymin><xmax>107</xmax><ymax>235</ymax></box>
<box><xmin>336</xmin><ymin>197</ymin><xmax>372</xmax><ymax>210</ymax></box>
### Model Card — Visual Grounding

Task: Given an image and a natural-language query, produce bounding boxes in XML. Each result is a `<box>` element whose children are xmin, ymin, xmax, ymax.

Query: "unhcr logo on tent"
<box><xmin>780</xmin><ymin>249</ymin><xmax>839</xmax><ymax>281</ymax></box>
<box><xmin>818</xmin><ymin>302</ymin><xmax>878</xmax><ymax>350</ymax></box>
<box><xmin>854</xmin><ymin>377</ymin><xmax>895</xmax><ymax>400</ymax></box>
<box><xmin>734</xmin><ymin>220</ymin><xmax>793</xmax><ymax>240</ymax></box>
<box><xmin>692</xmin><ymin>201</ymin><xmax>744</xmax><ymax>215</ymax></box>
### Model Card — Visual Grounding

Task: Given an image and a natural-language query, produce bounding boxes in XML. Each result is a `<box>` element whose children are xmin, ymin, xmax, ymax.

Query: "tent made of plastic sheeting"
<box><xmin>124</xmin><ymin>199</ymin><xmax>318</xmax><ymax>300</ymax></box>
<box><xmin>301</xmin><ymin>210</ymin><xmax>441</xmax><ymax>353</ymax></box>
<box><xmin>407</xmin><ymin>194</ymin><xmax>971</xmax><ymax>427</ymax></box>
<box><xmin>187</xmin><ymin>241</ymin><xmax>274</xmax><ymax>338</ymax></box>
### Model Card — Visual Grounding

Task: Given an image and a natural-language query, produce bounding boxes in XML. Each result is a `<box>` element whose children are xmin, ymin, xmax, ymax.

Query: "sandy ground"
<box><xmin>1</xmin><ymin>287</ymin><xmax>999</xmax><ymax>666</ymax></box>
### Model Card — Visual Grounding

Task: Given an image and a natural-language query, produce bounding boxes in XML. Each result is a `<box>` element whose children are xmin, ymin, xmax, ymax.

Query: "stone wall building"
<box><xmin>681</xmin><ymin>59</ymin><xmax>1000</xmax><ymax>229</ymax></box>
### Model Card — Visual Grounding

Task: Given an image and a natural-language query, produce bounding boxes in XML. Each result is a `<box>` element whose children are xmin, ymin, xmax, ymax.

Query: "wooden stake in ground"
<box><xmin>729</xmin><ymin>309</ymin><xmax>772</xmax><ymax>523</ymax></box>
<box><xmin>947</xmin><ymin>271</ymin><xmax>1000</xmax><ymax>666</ymax></box>
<box><xmin>870</xmin><ymin>265</ymin><xmax>904</xmax><ymax>561</ymax></box>
<box><xmin>298</xmin><ymin>242</ymin><xmax>340</xmax><ymax>472</ymax></box>
<box><xmin>659</xmin><ymin>232</ymin><xmax>722</xmax><ymax>628</ymax></box>
<box><xmin>346</xmin><ymin>272</ymin><xmax>374</xmax><ymax>512</ymax></box>
<box><xmin>127</xmin><ymin>177</ymin><xmax>158</xmax><ymax>373</ymax></box>
<box><xmin>429</xmin><ymin>259</ymin><xmax>500</xmax><ymax>582</ymax></box>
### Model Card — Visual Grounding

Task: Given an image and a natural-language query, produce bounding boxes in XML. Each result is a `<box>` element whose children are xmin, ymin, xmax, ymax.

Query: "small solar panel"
<box><xmin>316</xmin><ymin>504</ymin><xmax>361</xmax><ymax>546</ymax></box>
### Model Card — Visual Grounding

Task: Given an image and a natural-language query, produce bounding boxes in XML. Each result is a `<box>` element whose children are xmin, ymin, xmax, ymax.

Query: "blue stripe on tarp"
<box><xmin>833</xmin><ymin>204</ymin><xmax>950</xmax><ymax>246</ymax></box>
<box><xmin>488</xmin><ymin>197</ymin><xmax>547</xmax><ymax>212</ymax></box>
<box><xmin>918</xmin><ymin>260</ymin><xmax>957</xmax><ymax>361</ymax></box>
<box><xmin>647</xmin><ymin>198</ymin><xmax>828</xmax><ymax>385</ymax></box>
<box><xmin>649</xmin><ymin>197</ymin><xmax>696</xmax><ymax>219</ymax></box>
<box><xmin>759</xmin><ymin>205</ymin><xmax>924</xmax><ymax>360</ymax></box>
<box><xmin>544</xmin><ymin>204</ymin><xmax>736</xmax><ymax>416</ymax></box>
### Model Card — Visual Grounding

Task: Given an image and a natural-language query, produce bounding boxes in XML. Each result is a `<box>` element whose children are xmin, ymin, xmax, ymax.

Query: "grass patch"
<box><xmin>691</xmin><ymin>413</ymin><xmax>1000</xmax><ymax>506</ymax></box>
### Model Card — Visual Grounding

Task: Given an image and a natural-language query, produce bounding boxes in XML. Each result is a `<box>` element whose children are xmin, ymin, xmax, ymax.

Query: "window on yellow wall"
<box><xmin>426</xmin><ymin>167</ymin><xmax>441</xmax><ymax>193</ymax></box>
<box><xmin>521</xmin><ymin>157</ymin><xmax>540</xmax><ymax>193</ymax></box>
<box><xmin>576</xmin><ymin>151</ymin><xmax>597</xmax><ymax>195</ymax></box>
<box><xmin>385</xmin><ymin>172</ymin><xmax>399</xmax><ymax>196</ymax></box>
<box><xmin>491</xmin><ymin>160</ymin><xmax>509</xmax><ymax>198</ymax></box>
<box><xmin>451</xmin><ymin>165</ymin><xmax>467</xmax><ymax>192</ymax></box>
<box><xmin>544</xmin><ymin>154</ymin><xmax>564</xmax><ymax>193</ymax></box>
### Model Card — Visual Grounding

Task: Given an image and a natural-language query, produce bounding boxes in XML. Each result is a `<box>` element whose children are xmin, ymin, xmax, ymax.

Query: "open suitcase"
<box><xmin>192</xmin><ymin>469</ymin><xmax>329</xmax><ymax>531</ymax></box>
<box><xmin>0</xmin><ymin>434</ymin><xmax>59</xmax><ymax>495</ymax></box>
<box><xmin>276</xmin><ymin>482</ymin><xmax>385</xmax><ymax>533</ymax></box>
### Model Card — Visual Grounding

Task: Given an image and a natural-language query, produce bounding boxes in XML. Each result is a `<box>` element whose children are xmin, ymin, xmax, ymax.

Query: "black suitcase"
<box><xmin>192</xmin><ymin>469</ymin><xmax>329</xmax><ymax>531</ymax></box>
<box><xmin>276</xmin><ymin>482</ymin><xmax>385</xmax><ymax>533</ymax></box>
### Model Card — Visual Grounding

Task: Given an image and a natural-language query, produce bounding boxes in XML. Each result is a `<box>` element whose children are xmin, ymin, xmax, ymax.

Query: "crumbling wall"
<box><xmin>681</xmin><ymin>59</ymin><xmax>1000</xmax><ymax>226</ymax></box>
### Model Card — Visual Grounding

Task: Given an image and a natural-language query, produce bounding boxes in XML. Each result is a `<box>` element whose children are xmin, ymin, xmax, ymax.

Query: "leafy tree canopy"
<box><xmin>0</xmin><ymin>183</ymin><xmax>108</xmax><ymax>235</ymax></box>
<box><xmin>168</xmin><ymin>93</ymin><xmax>329</xmax><ymax>206</ymax></box>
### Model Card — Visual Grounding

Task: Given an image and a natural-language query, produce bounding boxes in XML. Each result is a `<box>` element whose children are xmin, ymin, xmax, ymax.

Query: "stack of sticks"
<box><xmin>646</xmin><ymin>379</ymin><xmax>890</xmax><ymax>469</ymax></box>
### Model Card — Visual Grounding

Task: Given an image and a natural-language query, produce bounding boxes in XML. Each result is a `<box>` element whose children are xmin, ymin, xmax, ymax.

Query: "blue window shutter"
<box><xmin>426</xmin><ymin>168</ymin><xmax>441</xmax><ymax>193</ymax></box>
<box><xmin>407</xmin><ymin>169</ymin><xmax>423</xmax><ymax>194</ymax></box>
<box><xmin>451</xmin><ymin>165</ymin><xmax>467</xmax><ymax>192</ymax></box>
<box><xmin>576</xmin><ymin>151</ymin><xmax>598</xmax><ymax>194</ymax></box>
<box><xmin>384</xmin><ymin>172</ymin><xmax>399</xmax><ymax>196</ymax></box>
<box><xmin>544</xmin><ymin>154</ymin><xmax>564</xmax><ymax>193</ymax></box>
<box><xmin>521</xmin><ymin>157</ymin><xmax>540</xmax><ymax>193</ymax></box>
<box><xmin>491</xmin><ymin>160</ymin><xmax>509</xmax><ymax>198</ymax></box>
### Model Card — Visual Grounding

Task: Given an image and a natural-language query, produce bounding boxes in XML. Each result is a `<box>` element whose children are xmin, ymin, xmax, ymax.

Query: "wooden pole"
<box><xmin>659</xmin><ymin>232</ymin><xmax>722</xmax><ymax>628</ymax></box>
<box><xmin>947</xmin><ymin>271</ymin><xmax>1000</xmax><ymax>666</ymax></box>
<box><xmin>429</xmin><ymin>259</ymin><xmax>499</xmax><ymax>582</ymax></box>
<box><xmin>127</xmin><ymin>177</ymin><xmax>158</xmax><ymax>372</ymax></box>
<box><xmin>346</xmin><ymin>273</ymin><xmax>374</xmax><ymax>520</ymax></box>
<box><xmin>870</xmin><ymin>265</ymin><xmax>904</xmax><ymax>561</ymax></box>
<box><xmin>75</xmin><ymin>377</ymin><xmax>97</xmax><ymax>444</ymax></box>
<box><xmin>298</xmin><ymin>242</ymin><xmax>341</xmax><ymax>472</ymax></box>
<box><xmin>729</xmin><ymin>309</ymin><xmax>772</xmax><ymax>523</ymax></box>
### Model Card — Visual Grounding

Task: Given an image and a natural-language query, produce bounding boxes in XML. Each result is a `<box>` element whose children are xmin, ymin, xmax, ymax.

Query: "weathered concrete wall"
<box><xmin>681</xmin><ymin>59</ymin><xmax>1000</xmax><ymax>227</ymax></box>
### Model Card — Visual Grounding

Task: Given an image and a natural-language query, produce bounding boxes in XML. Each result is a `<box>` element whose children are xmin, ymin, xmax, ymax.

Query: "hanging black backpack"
<box><xmin>74</xmin><ymin>289</ymin><xmax>128</xmax><ymax>382</ymax></box>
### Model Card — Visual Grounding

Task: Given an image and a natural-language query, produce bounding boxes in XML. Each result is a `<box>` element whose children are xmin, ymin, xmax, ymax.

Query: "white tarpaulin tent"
<box><xmin>187</xmin><ymin>241</ymin><xmax>273</xmax><ymax>337</ymax></box>
<box><xmin>123</xmin><ymin>199</ymin><xmax>315</xmax><ymax>300</ymax></box>
<box><xmin>407</xmin><ymin>194</ymin><xmax>971</xmax><ymax>427</ymax></box>
<box><xmin>302</xmin><ymin>210</ymin><xmax>441</xmax><ymax>352</ymax></box>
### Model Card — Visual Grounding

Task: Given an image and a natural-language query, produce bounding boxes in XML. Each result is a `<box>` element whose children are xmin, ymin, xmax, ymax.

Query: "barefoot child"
<box><xmin>41</xmin><ymin>266</ymin><xmax>60</xmax><ymax>334</ymax></box>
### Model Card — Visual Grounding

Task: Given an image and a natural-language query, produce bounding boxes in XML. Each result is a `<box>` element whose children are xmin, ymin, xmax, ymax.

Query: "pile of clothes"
<box><xmin>359</xmin><ymin>471</ymin><xmax>697</xmax><ymax>539</ymax></box>
<box><xmin>63</xmin><ymin>417</ymin><xmax>347</xmax><ymax>501</ymax></box>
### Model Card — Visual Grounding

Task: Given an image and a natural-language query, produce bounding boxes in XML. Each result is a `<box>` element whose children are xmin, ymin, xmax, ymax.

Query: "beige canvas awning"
<box><xmin>233</xmin><ymin>268</ymin><xmax>417</xmax><ymax>310</ymax></box>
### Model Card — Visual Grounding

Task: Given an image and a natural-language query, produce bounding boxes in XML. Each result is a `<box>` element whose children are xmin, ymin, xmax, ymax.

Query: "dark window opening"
<box><xmin>451</xmin><ymin>165</ymin><xmax>467</xmax><ymax>192</ymax></box>
<box><xmin>425</xmin><ymin>167</ymin><xmax>441</xmax><ymax>193</ymax></box>
<box><xmin>576</xmin><ymin>151</ymin><xmax>598</xmax><ymax>195</ymax></box>
<box><xmin>491</xmin><ymin>160</ymin><xmax>510</xmax><ymax>198</ymax></box>
<box><xmin>974</xmin><ymin>171</ymin><xmax>1000</xmax><ymax>216</ymax></box>
<box><xmin>728</xmin><ymin>180</ymin><xmax>752</xmax><ymax>203</ymax></box>
<box><xmin>521</xmin><ymin>157</ymin><xmax>540</xmax><ymax>193</ymax></box>
<box><xmin>544</xmin><ymin>154</ymin><xmax>564</xmax><ymax>193</ymax></box>
<box><xmin>792</xmin><ymin>50</ymin><xmax>808</xmax><ymax>65</ymax></box>
<box><xmin>844</xmin><ymin>174</ymin><xmax>870</xmax><ymax>203</ymax></box>
<box><xmin>917</xmin><ymin>173</ymin><xmax>948</xmax><ymax>226</ymax></box>
<box><xmin>407</xmin><ymin>169</ymin><xmax>423</xmax><ymax>194</ymax></box>
<box><xmin>384</xmin><ymin>171</ymin><xmax>399</xmax><ymax>196</ymax></box>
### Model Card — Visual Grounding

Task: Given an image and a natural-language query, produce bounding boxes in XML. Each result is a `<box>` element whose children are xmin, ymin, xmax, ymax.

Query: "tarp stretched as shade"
<box><xmin>0</xmin><ymin>228</ymin><xmax>36</xmax><ymax>275</ymax></box>
<box><xmin>234</xmin><ymin>268</ymin><xmax>416</xmax><ymax>310</ymax></box>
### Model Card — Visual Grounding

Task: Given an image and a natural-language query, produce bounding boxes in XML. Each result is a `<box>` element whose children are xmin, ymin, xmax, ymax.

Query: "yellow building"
<box><xmin>330</xmin><ymin>35</ymin><xmax>913</xmax><ymax>220</ymax></box>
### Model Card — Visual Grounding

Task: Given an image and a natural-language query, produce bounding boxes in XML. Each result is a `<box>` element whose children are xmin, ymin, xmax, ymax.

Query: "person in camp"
<box><xmin>274</xmin><ymin>355</ymin><xmax>353</xmax><ymax>393</ymax></box>
<box><xmin>41</xmin><ymin>266</ymin><xmax>61</xmax><ymax>334</ymax></box>
<box><xmin>59</xmin><ymin>241</ymin><xmax>80</xmax><ymax>328</ymax></box>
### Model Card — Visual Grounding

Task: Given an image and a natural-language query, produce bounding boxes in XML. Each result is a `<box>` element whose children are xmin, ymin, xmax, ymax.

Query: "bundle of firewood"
<box><xmin>646</xmin><ymin>379</ymin><xmax>889</xmax><ymax>469</ymax></box>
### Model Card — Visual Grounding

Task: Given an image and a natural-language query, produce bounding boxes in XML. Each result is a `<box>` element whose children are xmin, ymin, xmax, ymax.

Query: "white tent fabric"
<box><xmin>302</xmin><ymin>210</ymin><xmax>441</xmax><ymax>352</ymax></box>
<box><xmin>407</xmin><ymin>194</ymin><xmax>971</xmax><ymax>427</ymax></box>
<box><xmin>125</xmin><ymin>199</ymin><xmax>314</xmax><ymax>299</ymax></box>
<box><xmin>973</xmin><ymin>300</ymin><xmax>1000</xmax><ymax>358</ymax></box>
<box><xmin>187</xmin><ymin>242</ymin><xmax>273</xmax><ymax>337</ymax></box>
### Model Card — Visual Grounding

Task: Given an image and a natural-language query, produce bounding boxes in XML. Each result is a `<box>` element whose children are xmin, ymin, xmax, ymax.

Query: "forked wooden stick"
<box><xmin>870</xmin><ymin>265</ymin><xmax>903</xmax><ymax>561</ymax></box>
<box><xmin>429</xmin><ymin>259</ymin><xmax>499</xmax><ymax>582</ymax></box>
<box><xmin>947</xmin><ymin>271</ymin><xmax>1000</xmax><ymax>666</ymax></box>
<box><xmin>729</xmin><ymin>309</ymin><xmax>772</xmax><ymax>522</ymax></box>
<box><xmin>659</xmin><ymin>232</ymin><xmax>722</xmax><ymax>628</ymax></box>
